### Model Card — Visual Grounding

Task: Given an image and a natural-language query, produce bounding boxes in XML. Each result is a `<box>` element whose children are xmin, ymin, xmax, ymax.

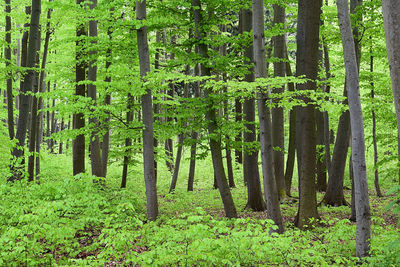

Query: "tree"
<box><xmin>88</xmin><ymin>0</ymin><xmax>104</xmax><ymax>178</ymax></box>
<box><xmin>337</xmin><ymin>0</ymin><xmax>371</xmax><ymax>257</ymax></box>
<box><xmin>253</xmin><ymin>0</ymin><xmax>284</xmax><ymax>233</ymax></box>
<box><xmin>5</xmin><ymin>0</ymin><xmax>14</xmax><ymax>140</ymax></box>
<box><xmin>242</xmin><ymin>8</ymin><xmax>265</xmax><ymax>211</ymax></box>
<box><xmin>382</xmin><ymin>0</ymin><xmax>400</xmax><ymax>185</ymax></box>
<box><xmin>192</xmin><ymin>0</ymin><xmax>237</xmax><ymax>218</ymax></box>
<box><xmin>294</xmin><ymin>0</ymin><xmax>322</xmax><ymax>229</ymax></box>
<box><xmin>272</xmin><ymin>2</ymin><xmax>286</xmax><ymax>199</ymax></box>
<box><xmin>10</xmin><ymin>0</ymin><xmax>41</xmax><ymax>181</ymax></box>
<box><xmin>73</xmin><ymin>0</ymin><xmax>87</xmax><ymax>176</ymax></box>
<box><xmin>136</xmin><ymin>0</ymin><xmax>158</xmax><ymax>221</ymax></box>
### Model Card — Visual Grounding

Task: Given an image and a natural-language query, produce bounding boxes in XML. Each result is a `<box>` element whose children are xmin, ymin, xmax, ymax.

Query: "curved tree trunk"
<box><xmin>253</xmin><ymin>0</ymin><xmax>284</xmax><ymax>233</ymax></box>
<box><xmin>192</xmin><ymin>0</ymin><xmax>237</xmax><ymax>218</ymax></box>
<box><xmin>337</xmin><ymin>0</ymin><xmax>371</xmax><ymax>258</ymax></box>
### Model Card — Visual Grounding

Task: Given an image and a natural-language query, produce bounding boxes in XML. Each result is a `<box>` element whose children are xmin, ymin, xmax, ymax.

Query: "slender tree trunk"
<box><xmin>27</xmin><ymin>34</ymin><xmax>41</xmax><ymax>182</ymax></box>
<box><xmin>102</xmin><ymin>8</ymin><xmax>114</xmax><ymax>178</ymax></box>
<box><xmin>370</xmin><ymin>50</ymin><xmax>382</xmax><ymax>197</ymax></box>
<box><xmin>192</xmin><ymin>0</ymin><xmax>237</xmax><ymax>218</ymax></box>
<box><xmin>73</xmin><ymin>0</ymin><xmax>87</xmax><ymax>176</ymax></box>
<box><xmin>272</xmin><ymin>3</ymin><xmax>286</xmax><ymax>200</ymax></box>
<box><xmin>294</xmin><ymin>0</ymin><xmax>322</xmax><ymax>229</ymax></box>
<box><xmin>169</xmin><ymin>133</ymin><xmax>184</xmax><ymax>192</ymax></box>
<box><xmin>316</xmin><ymin>109</ymin><xmax>327</xmax><ymax>191</ymax></box>
<box><xmin>253</xmin><ymin>0</ymin><xmax>284</xmax><ymax>233</ymax></box>
<box><xmin>88</xmin><ymin>0</ymin><xmax>103</xmax><ymax>178</ymax></box>
<box><xmin>382</xmin><ymin>0</ymin><xmax>400</xmax><ymax>184</ymax></box>
<box><xmin>5</xmin><ymin>0</ymin><xmax>14</xmax><ymax>140</ymax></box>
<box><xmin>337</xmin><ymin>0</ymin><xmax>371</xmax><ymax>258</ymax></box>
<box><xmin>284</xmin><ymin>44</ymin><xmax>296</xmax><ymax>197</ymax></box>
<box><xmin>136</xmin><ymin>0</ymin><xmax>158</xmax><ymax>220</ymax></box>
<box><xmin>121</xmin><ymin>94</ymin><xmax>134</xmax><ymax>189</ymax></box>
<box><xmin>242</xmin><ymin>8</ymin><xmax>265</xmax><ymax>211</ymax></box>
<box><xmin>10</xmin><ymin>1</ymin><xmax>41</xmax><ymax>181</ymax></box>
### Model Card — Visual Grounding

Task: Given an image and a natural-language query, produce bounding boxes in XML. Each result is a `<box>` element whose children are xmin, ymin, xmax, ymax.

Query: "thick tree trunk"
<box><xmin>73</xmin><ymin>0</ymin><xmax>87</xmax><ymax>176</ymax></box>
<box><xmin>337</xmin><ymin>0</ymin><xmax>371</xmax><ymax>258</ymax></box>
<box><xmin>10</xmin><ymin>1</ymin><xmax>41</xmax><ymax>181</ymax></box>
<box><xmin>5</xmin><ymin>0</ymin><xmax>14</xmax><ymax>140</ymax></box>
<box><xmin>272</xmin><ymin>3</ymin><xmax>286</xmax><ymax>200</ymax></box>
<box><xmin>192</xmin><ymin>0</ymin><xmax>237</xmax><ymax>218</ymax></box>
<box><xmin>382</xmin><ymin>0</ymin><xmax>400</xmax><ymax>184</ymax></box>
<box><xmin>88</xmin><ymin>0</ymin><xmax>104</xmax><ymax>178</ymax></box>
<box><xmin>294</xmin><ymin>0</ymin><xmax>322</xmax><ymax>230</ymax></box>
<box><xmin>242</xmin><ymin>8</ymin><xmax>265</xmax><ymax>211</ymax></box>
<box><xmin>136</xmin><ymin>0</ymin><xmax>158</xmax><ymax>221</ymax></box>
<box><xmin>253</xmin><ymin>0</ymin><xmax>284</xmax><ymax>233</ymax></box>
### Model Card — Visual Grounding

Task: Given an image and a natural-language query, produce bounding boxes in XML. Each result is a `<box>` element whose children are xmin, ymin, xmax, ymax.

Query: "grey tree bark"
<box><xmin>253</xmin><ymin>0</ymin><xmax>284</xmax><ymax>233</ymax></box>
<box><xmin>382</xmin><ymin>0</ymin><xmax>400</xmax><ymax>184</ymax></box>
<box><xmin>136</xmin><ymin>0</ymin><xmax>158</xmax><ymax>221</ymax></box>
<box><xmin>192</xmin><ymin>0</ymin><xmax>237</xmax><ymax>218</ymax></box>
<box><xmin>337</xmin><ymin>0</ymin><xmax>371</xmax><ymax>258</ymax></box>
<box><xmin>242</xmin><ymin>8</ymin><xmax>265</xmax><ymax>211</ymax></box>
<box><xmin>272</xmin><ymin>3</ymin><xmax>286</xmax><ymax>199</ymax></box>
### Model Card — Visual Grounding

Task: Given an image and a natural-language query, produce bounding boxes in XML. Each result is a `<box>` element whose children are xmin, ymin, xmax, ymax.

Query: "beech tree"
<box><xmin>337</xmin><ymin>0</ymin><xmax>371</xmax><ymax>257</ymax></box>
<box><xmin>382</xmin><ymin>0</ymin><xmax>400</xmax><ymax>185</ymax></box>
<box><xmin>136</xmin><ymin>0</ymin><xmax>158</xmax><ymax>221</ymax></box>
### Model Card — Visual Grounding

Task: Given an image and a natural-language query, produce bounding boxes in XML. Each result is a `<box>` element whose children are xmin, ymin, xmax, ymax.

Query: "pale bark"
<box><xmin>337</xmin><ymin>0</ymin><xmax>371</xmax><ymax>258</ymax></box>
<box><xmin>136</xmin><ymin>0</ymin><xmax>158</xmax><ymax>220</ymax></box>
<box><xmin>253</xmin><ymin>0</ymin><xmax>284</xmax><ymax>233</ymax></box>
<box><xmin>382</xmin><ymin>0</ymin><xmax>400</xmax><ymax>184</ymax></box>
<box><xmin>5</xmin><ymin>0</ymin><xmax>14</xmax><ymax>140</ymax></box>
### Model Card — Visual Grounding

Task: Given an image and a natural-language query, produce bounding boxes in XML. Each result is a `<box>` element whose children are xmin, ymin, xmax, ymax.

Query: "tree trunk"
<box><xmin>5</xmin><ymin>0</ymin><xmax>14</xmax><ymax>140</ymax></box>
<box><xmin>121</xmin><ymin>94</ymin><xmax>134</xmax><ymax>189</ymax></box>
<box><xmin>136</xmin><ymin>0</ymin><xmax>158</xmax><ymax>221</ymax></box>
<box><xmin>337</xmin><ymin>0</ymin><xmax>371</xmax><ymax>258</ymax></box>
<box><xmin>382</xmin><ymin>0</ymin><xmax>400</xmax><ymax>184</ymax></box>
<box><xmin>241</xmin><ymin>8</ymin><xmax>265</xmax><ymax>211</ymax></box>
<box><xmin>192</xmin><ymin>0</ymin><xmax>237</xmax><ymax>218</ymax></box>
<box><xmin>73</xmin><ymin>0</ymin><xmax>87</xmax><ymax>176</ymax></box>
<box><xmin>252</xmin><ymin>0</ymin><xmax>284</xmax><ymax>233</ymax></box>
<box><xmin>316</xmin><ymin>109</ymin><xmax>327</xmax><ymax>191</ymax></box>
<box><xmin>88</xmin><ymin>0</ymin><xmax>104</xmax><ymax>178</ymax></box>
<box><xmin>169</xmin><ymin>133</ymin><xmax>184</xmax><ymax>193</ymax></box>
<box><xmin>294</xmin><ymin>0</ymin><xmax>321</xmax><ymax>230</ymax></box>
<box><xmin>272</xmin><ymin>3</ymin><xmax>286</xmax><ymax>200</ymax></box>
<box><xmin>370</xmin><ymin>50</ymin><xmax>383</xmax><ymax>197</ymax></box>
<box><xmin>284</xmin><ymin>44</ymin><xmax>296</xmax><ymax>197</ymax></box>
<box><xmin>10</xmin><ymin>1</ymin><xmax>41</xmax><ymax>181</ymax></box>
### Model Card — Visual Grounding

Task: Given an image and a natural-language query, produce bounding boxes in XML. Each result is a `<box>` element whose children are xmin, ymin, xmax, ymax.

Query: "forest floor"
<box><xmin>0</xmin><ymin>150</ymin><xmax>399</xmax><ymax>266</ymax></box>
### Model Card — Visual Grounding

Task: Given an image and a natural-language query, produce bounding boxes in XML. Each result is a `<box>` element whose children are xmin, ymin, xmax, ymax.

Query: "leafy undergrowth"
<box><xmin>1</xmin><ymin>152</ymin><xmax>399</xmax><ymax>266</ymax></box>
